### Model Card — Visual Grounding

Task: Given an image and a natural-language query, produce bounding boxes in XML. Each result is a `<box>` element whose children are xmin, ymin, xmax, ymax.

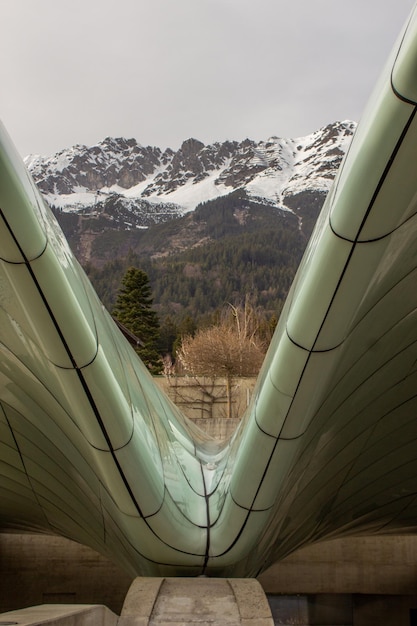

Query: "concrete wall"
<box><xmin>260</xmin><ymin>537</ymin><xmax>417</xmax><ymax>625</ymax></box>
<box><xmin>0</xmin><ymin>534</ymin><xmax>133</xmax><ymax>614</ymax></box>
<box><xmin>6</xmin><ymin>532</ymin><xmax>405</xmax><ymax>597</ymax></box>
<box><xmin>155</xmin><ymin>376</ymin><xmax>256</xmax><ymax>422</ymax></box>
<box><xmin>258</xmin><ymin>535</ymin><xmax>417</xmax><ymax>595</ymax></box>
<box><xmin>2</xmin><ymin>533</ymin><xmax>417</xmax><ymax>625</ymax></box>
<box><xmin>0</xmin><ymin>605</ymin><xmax>118</xmax><ymax>626</ymax></box>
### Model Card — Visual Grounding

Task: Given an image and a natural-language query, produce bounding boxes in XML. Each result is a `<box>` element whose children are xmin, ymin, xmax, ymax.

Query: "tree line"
<box><xmin>86</xmin><ymin>221</ymin><xmax>304</xmax><ymax>324</ymax></box>
<box><xmin>111</xmin><ymin>266</ymin><xmax>278</xmax><ymax>384</ymax></box>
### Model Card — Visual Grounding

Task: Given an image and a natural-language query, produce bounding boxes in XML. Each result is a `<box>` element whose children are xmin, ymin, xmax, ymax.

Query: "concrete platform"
<box><xmin>0</xmin><ymin>604</ymin><xmax>117</xmax><ymax>626</ymax></box>
<box><xmin>0</xmin><ymin>578</ymin><xmax>274</xmax><ymax>626</ymax></box>
<box><xmin>120</xmin><ymin>577</ymin><xmax>274</xmax><ymax>625</ymax></box>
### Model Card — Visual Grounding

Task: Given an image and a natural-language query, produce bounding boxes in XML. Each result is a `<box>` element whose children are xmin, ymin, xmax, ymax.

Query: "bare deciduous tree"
<box><xmin>177</xmin><ymin>300</ymin><xmax>266</xmax><ymax>418</ymax></box>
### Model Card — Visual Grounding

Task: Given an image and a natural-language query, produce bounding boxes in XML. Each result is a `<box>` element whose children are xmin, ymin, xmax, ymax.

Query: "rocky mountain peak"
<box><xmin>178</xmin><ymin>138</ymin><xmax>205</xmax><ymax>156</ymax></box>
<box><xmin>26</xmin><ymin>120</ymin><xmax>356</xmax><ymax>232</ymax></box>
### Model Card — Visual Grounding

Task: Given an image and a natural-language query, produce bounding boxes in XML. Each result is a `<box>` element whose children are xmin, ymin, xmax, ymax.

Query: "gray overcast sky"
<box><xmin>1</xmin><ymin>0</ymin><xmax>416</xmax><ymax>156</ymax></box>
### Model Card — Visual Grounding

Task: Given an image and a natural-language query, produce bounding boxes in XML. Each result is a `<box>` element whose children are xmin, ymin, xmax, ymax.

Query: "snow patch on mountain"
<box><xmin>25</xmin><ymin>121</ymin><xmax>356</xmax><ymax>226</ymax></box>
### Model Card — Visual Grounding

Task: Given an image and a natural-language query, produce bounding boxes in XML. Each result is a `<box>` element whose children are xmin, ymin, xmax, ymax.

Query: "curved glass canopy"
<box><xmin>1</xmin><ymin>5</ymin><xmax>417</xmax><ymax>578</ymax></box>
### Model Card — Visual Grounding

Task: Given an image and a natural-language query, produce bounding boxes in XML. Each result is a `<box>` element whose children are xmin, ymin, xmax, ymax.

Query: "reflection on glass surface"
<box><xmin>2</xmin><ymin>6</ymin><xmax>417</xmax><ymax>578</ymax></box>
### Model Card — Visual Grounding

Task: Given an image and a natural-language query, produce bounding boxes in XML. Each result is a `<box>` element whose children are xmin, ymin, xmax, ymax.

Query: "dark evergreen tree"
<box><xmin>83</xmin><ymin>191</ymin><xmax>309</xmax><ymax>328</ymax></box>
<box><xmin>158</xmin><ymin>315</ymin><xmax>178</xmax><ymax>357</ymax></box>
<box><xmin>113</xmin><ymin>267</ymin><xmax>162</xmax><ymax>373</ymax></box>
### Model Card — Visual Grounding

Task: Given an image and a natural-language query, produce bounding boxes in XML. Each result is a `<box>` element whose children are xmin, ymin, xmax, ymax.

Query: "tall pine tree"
<box><xmin>113</xmin><ymin>267</ymin><xmax>162</xmax><ymax>373</ymax></box>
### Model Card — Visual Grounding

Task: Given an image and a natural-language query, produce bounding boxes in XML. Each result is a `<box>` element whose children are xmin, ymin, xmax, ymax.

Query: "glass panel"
<box><xmin>31</xmin><ymin>248</ymin><xmax>97</xmax><ymax>367</ymax></box>
<box><xmin>254</xmin><ymin>372</ymin><xmax>292</xmax><ymax>437</ymax></box>
<box><xmin>0</xmin><ymin>261</ymin><xmax>74</xmax><ymax>368</ymax></box>
<box><xmin>230</xmin><ymin>427</ymin><xmax>276</xmax><ymax>509</ymax></box>
<box><xmin>0</xmin><ymin>122</ymin><xmax>47</xmax><ymax>262</ymax></box>
<box><xmin>359</xmin><ymin>116</ymin><xmax>417</xmax><ymax>240</ymax></box>
<box><xmin>330</xmin><ymin>85</ymin><xmax>412</xmax><ymax>240</ymax></box>
<box><xmin>286</xmin><ymin>224</ymin><xmax>353</xmax><ymax>350</ymax></box>
<box><xmin>392</xmin><ymin>4</ymin><xmax>417</xmax><ymax>101</ymax></box>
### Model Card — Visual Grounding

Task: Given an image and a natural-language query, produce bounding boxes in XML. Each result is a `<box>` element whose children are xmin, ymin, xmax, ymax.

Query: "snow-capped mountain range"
<box><xmin>25</xmin><ymin>121</ymin><xmax>356</xmax><ymax>230</ymax></box>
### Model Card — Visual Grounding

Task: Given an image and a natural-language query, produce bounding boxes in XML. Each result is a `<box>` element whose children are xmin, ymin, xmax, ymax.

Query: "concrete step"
<box><xmin>120</xmin><ymin>577</ymin><xmax>274</xmax><ymax>626</ymax></box>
